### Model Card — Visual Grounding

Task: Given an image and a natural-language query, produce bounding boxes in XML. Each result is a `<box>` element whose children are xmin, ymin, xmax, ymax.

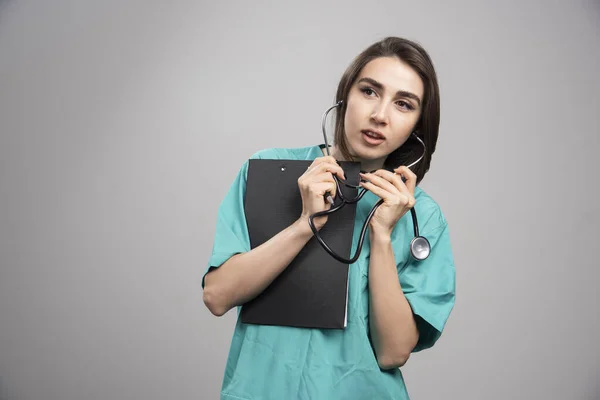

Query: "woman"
<box><xmin>202</xmin><ymin>36</ymin><xmax>456</xmax><ymax>400</ymax></box>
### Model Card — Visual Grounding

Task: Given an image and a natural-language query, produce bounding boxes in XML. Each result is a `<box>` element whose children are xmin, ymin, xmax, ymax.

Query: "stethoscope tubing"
<box><xmin>308</xmin><ymin>100</ymin><xmax>430</xmax><ymax>264</ymax></box>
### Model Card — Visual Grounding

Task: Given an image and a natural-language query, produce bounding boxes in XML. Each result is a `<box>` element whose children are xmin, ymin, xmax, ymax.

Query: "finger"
<box><xmin>394</xmin><ymin>166</ymin><xmax>417</xmax><ymax>194</ymax></box>
<box><xmin>310</xmin><ymin>171</ymin><xmax>338</xmax><ymax>204</ymax></box>
<box><xmin>360</xmin><ymin>171</ymin><xmax>399</xmax><ymax>195</ymax></box>
<box><xmin>312</xmin><ymin>171</ymin><xmax>336</xmax><ymax>183</ymax></box>
<box><xmin>302</xmin><ymin>160</ymin><xmax>342</xmax><ymax>187</ymax></box>
<box><xmin>388</xmin><ymin>168</ymin><xmax>416</xmax><ymax>208</ymax></box>
<box><xmin>307</xmin><ymin>156</ymin><xmax>338</xmax><ymax>171</ymax></box>
<box><xmin>310</xmin><ymin>182</ymin><xmax>337</xmax><ymax>200</ymax></box>
<box><xmin>361</xmin><ymin>180</ymin><xmax>412</xmax><ymax>208</ymax></box>
<box><xmin>372</xmin><ymin>169</ymin><xmax>411</xmax><ymax>199</ymax></box>
<box><xmin>312</xmin><ymin>162</ymin><xmax>346</xmax><ymax>180</ymax></box>
<box><xmin>359</xmin><ymin>180</ymin><xmax>398</xmax><ymax>202</ymax></box>
<box><xmin>305</xmin><ymin>158</ymin><xmax>325</xmax><ymax>175</ymax></box>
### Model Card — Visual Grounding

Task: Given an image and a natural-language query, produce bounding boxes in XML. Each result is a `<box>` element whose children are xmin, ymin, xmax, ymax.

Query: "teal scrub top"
<box><xmin>203</xmin><ymin>145</ymin><xmax>456</xmax><ymax>400</ymax></box>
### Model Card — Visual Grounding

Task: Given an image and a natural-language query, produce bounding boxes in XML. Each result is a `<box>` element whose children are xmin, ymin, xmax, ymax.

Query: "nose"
<box><xmin>370</xmin><ymin>102</ymin><xmax>388</xmax><ymax>125</ymax></box>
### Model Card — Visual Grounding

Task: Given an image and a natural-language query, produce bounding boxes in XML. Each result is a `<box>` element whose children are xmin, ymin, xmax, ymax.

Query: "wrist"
<box><xmin>369</xmin><ymin>228</ymin><xmax>392</xmax><ymax>245</ymax></box>
<box><xmin>293</xmin><ymin>217</ymin><xmax>317</xmax><ymax>240</ymax></box>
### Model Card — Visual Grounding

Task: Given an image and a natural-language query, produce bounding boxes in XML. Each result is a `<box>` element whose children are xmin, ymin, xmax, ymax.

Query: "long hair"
<box><xmin>333</xmin><ymin>37</ymin><xmax>441</xmax><ymax>184</ymax></box>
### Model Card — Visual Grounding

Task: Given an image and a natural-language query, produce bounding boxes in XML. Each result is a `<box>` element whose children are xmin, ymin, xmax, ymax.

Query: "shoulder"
<box><xmin>412</xmin><ymin>186</ymin><xmax>448</xmax><ymax>234</ymax></box>
<box><xmin>248</xmin><ymin>144</ymin><xmax>322</xmax><ymax>161</ymax></box>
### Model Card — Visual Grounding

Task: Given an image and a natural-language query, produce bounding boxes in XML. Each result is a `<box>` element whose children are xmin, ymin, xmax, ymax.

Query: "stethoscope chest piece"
<box><xmin>410</xmin><ymin>236</ymin><xmax>431</xmax><ymax>261</ymax></box>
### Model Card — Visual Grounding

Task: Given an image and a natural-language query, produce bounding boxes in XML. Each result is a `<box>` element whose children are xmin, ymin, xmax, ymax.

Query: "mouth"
<box><xmin>361</xmin><ymin>129</ymin><xmax>385</xmax><ymax>144</ymax></box>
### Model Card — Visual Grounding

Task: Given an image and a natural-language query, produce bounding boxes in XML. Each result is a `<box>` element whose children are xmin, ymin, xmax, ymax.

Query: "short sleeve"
<box><xmin>400</xmin><ymin>209</ymin><xmax>456</xmax><ymax>352</ymax></box>
<box><xmin>202</xmin><ymin>160</ymin><xmax>252</xmax><ymax>289</ymax></box>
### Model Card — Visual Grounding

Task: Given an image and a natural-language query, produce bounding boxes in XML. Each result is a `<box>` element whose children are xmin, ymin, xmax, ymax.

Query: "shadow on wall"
<box><xmin>588</xmin><ymin>0</ymin><xmax>600</xmax><ymax>18</ymax></box>
<box><xmin>0</xmin><ymin>0</ymin><xmax>17</xmax><ymax>25</ymax></box>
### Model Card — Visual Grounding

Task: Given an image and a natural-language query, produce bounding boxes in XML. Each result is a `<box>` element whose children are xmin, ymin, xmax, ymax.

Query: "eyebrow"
<box><xmin>357</xmin><ymin>77</ymin><xmax>422</xmax><ymax>106</ymax></box>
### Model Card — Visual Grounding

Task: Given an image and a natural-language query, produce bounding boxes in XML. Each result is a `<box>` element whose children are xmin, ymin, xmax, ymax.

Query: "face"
<box><xmin>342</xmin><ymin>56</ymin><xmax>424</xmax><ymax>170</ymax></box>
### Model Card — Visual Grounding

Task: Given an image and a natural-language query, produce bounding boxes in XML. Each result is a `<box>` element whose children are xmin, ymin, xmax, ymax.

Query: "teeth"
<box><xmin>365</xmin><ymin>131</ymin><xmax>381</xmax><ymax>139</ymax></box>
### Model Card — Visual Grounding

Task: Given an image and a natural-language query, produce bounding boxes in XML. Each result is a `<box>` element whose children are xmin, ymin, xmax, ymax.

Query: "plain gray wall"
<box><xmin>1</xmin><ymin>1</ymin><xmax>599</xmax><ymax>399</ymax></box>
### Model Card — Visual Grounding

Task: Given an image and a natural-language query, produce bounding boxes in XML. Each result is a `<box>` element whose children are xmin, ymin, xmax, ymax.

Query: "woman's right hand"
<box><xmin>296</xmin><ymin>156</ymin><xmax>346</xmax><ymax>231</ymax></box>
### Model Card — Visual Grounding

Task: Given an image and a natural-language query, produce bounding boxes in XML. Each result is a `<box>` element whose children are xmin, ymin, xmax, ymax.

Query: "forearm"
<box><xmin>368</xmin><ymin>231</ymin><xmax>419</xmax><ymax>369</ymax></box>
<box><xmin>203</xmin><ymin>218</ymin><xmax>314</xmax><ymax>316</ymax></box>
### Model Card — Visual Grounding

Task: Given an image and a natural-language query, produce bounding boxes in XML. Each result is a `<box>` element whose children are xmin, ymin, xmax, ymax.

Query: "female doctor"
<box><xmin>202</xmin><ymin>36</ymin><xmax>456</xmax><ymax>400</ymax></box>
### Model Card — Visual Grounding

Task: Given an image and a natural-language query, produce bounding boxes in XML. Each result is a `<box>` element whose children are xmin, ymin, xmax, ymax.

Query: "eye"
<box><xmin>396</xmin><ymin>100</ymin><xmax>414</xmax><ymax>111</ymax></box>
<box><xmin>359</xmin><ymin>86</ymin><xmax>377</xmax><ymax>97</ymax></box>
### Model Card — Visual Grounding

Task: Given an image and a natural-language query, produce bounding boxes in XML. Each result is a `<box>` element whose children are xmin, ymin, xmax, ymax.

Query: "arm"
<box><xmin>203</xmin><ymin>218</ymin><xmax>313</xmax><ymax>316</ymax></box>
<box><xmin>368</xmin><ymin>230</ymin><xmax>419</xmax><ymax>369</ymax></box>
<box><xmin>203</xmin><ymin>156</ymin><xmax>344</xmax><ymax>317</ymax></box>
<box><xmin>359</xmin><ymin>166</ymin><xmax>421</xmax><ymax>369</ymax></box>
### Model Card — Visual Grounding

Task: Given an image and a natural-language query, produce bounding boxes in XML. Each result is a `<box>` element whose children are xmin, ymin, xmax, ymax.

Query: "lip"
<box><xmin>361</xmin><ymin>129</ymin><xmax>385</xmax><ymax>140</ymax></box>
<box><xmin>361</xmin><ymin>129</ymin><xmax>386</xmax><ymax>145</ymax></box>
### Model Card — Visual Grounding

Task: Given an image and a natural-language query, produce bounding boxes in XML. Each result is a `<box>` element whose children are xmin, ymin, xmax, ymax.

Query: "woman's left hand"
<box><xmin>359</xmin><ymin>166</ymin><xmax>417</xmax><ymax>237</ymax></box>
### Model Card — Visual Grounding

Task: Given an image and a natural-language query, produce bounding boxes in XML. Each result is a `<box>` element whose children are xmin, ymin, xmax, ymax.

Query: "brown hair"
<box><xmin>333</xmin><ymin>37</ymin><xmax>440</xmax><ymax>183</ymax></box>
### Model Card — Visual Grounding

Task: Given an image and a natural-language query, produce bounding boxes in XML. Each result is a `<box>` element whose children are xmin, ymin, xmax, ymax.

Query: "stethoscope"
<box><xmin>307</xmin><ymin>100</ymin><xmax>431</xmax><ymax>264</ymax></box>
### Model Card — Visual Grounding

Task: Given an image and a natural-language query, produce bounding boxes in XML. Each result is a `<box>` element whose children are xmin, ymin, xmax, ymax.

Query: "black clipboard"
<box><xmin>240</xmin><ymin>159</ymin><xmax>361</xmax><ymax>329</ymax></box>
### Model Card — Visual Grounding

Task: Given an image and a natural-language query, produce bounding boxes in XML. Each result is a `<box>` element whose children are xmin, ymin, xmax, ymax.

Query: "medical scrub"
<box><xmin>203</xmin><ymin>145</ymin><xmax>456</xmax><ymax>400</ymax></box>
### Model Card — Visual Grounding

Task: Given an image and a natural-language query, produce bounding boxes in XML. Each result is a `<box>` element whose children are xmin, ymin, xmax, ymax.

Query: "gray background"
<box><xmin>1</xmin><ymin>1</ymin><xmax>599</xmax><ymax>399</ymax></box>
